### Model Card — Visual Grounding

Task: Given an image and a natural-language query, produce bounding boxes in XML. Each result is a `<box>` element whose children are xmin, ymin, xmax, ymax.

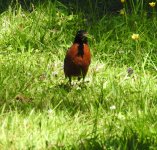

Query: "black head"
<box><xmin>74</xmin><ymin>30</ymin><xmax>88</xmax><ymax>44</ymax></box>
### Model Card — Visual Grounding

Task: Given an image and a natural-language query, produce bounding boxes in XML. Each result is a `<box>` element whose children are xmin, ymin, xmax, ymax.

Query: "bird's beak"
<box><xmin>83</xmin><ymin>32</ymin><xmax>88</xmax><ymax>37</ymax></box>
<box><xmin>84</xmin><ymin>32</ymin><xmax>92</xmax><ymax>39</ymax></box>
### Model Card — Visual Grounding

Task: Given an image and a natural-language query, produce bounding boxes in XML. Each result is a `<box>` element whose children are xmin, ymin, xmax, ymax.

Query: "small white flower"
<box><xmin>48</xmin><ymin>109</ymin><xmax>53</xmax><ymax>115</ymax></box>
<box><xmin>24</xmin><ymin>118</ymin><xmax>29</xmax><ymax>127</ymax></box>
<box><xmin>47</xmin><ymin>109</ymin><xmax>55</xmax><ymax>117</ymax></box>
<box><xmin>52</xmin><ymin>71</ymin><xmax>58</xmax><ymax>77</ymax></box>
<box><xmin>76</xmin><ymin>86</ymin><xmax>81</xmax><ymax>90</ymax></box>
<box><xmin>110</xmin><ymin>105</ymin><xmax>116</xmax><ymax>110</ymax></box>
<box><xmin>117</xmin><ymin>113</ymin><xmax>125</xmax><ymax>120</ymax></box>
<box><xmin>95</xmin><ymin>64</ymin><xmax>104</xmax><ymax>72</ymax></box>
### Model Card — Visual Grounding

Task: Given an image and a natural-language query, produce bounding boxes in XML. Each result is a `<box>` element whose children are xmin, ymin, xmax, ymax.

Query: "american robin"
<box><xmin>64</xmin><ymin>30</ymin><xmax>91</xmax><ymax>84</ymax></box>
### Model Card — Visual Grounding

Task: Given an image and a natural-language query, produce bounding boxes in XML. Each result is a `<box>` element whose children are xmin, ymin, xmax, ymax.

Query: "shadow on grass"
<box><xmin>46</xmin><ymin>132</ymin><xmax>156</xmax><ymax>149</ymax></box>
<box><xmin>47</xmin><ymin>81</ymin><xmax>91</xmax><ymax>115</ymax></box>
<box><xmin>0</xmin><ymin>80</ymin><xmax>91</xmax><ymax>114</ymax></box>
<box><xmin>104</xmin><ymin>128</ymin><xmax>156</xmax><ymax>149</ymax></box>
<box><xmin>0</xmin><ymin>0</ymin><xmax>122</xmax><ymax>16</ymax></box>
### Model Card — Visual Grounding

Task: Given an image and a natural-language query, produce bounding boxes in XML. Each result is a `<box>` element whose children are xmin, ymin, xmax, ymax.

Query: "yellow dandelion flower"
<box><xmin>149</xmin><ymin>2</ymin><xmax>156</xmax><ymax>7</ymax></box>
<box><xmin>120</xmin><ymin>8</ymin><xmax>125</xmax><ymax>15</ymax></box>
<box><xmin>121</xmin><ymin>0</ymin><xmax>125</xmax><ymax>3</ymax></box>
<box><xmin>131</xmin><ymin>34</ymin><xmax>139</xmax><ymax>40</ymax></box>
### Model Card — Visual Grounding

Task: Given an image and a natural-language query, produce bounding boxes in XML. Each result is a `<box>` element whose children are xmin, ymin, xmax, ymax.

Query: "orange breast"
<box><xmin>64</xmin><ymin>43</ymin><xmax>91</xmax><ymax>77</ymax></box>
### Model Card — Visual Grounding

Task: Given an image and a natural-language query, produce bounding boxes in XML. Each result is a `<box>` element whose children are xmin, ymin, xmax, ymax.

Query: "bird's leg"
<box><xmin>81</xmin><ymin>69</ymin><xmax>85</xmax><ymax>82</ymax></box>
<box><xmin>78</xmin><ymin>76</ymin><xmax>81</xmax><ymax>81</ymax></box>
<box><xmin>69</xmin><ymin>77</ymin><xmax>72</xmax><ymax>85</ymax></box>
<box><xmin>82</xmin><ymin>75</ymin><xmax>85</xmax><ymax>83</ymax></box>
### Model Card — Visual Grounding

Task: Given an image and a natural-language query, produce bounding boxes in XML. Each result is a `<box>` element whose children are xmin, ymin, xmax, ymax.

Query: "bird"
<box><xmin>64</xmin><ymin>30</ymin><xmax>91</xmax><ymax>84</ymax></box>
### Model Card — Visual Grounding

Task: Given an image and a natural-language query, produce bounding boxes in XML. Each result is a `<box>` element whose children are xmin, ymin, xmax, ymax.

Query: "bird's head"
<box><xmin>74</xmin><ymin>30</ymin><xmax>88</xmax><ymax>44</ymax></box>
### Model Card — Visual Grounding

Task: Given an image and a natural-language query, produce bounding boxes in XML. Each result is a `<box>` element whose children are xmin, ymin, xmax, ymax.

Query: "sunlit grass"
<box><xmin>0</xmin><ymin>0</ymin><xmax>157</xmax><ymax>149</ymax></box>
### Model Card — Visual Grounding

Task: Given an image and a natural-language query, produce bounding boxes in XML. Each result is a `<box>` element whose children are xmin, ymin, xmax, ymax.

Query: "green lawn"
<box><xmin>0</xmin><ymin>1</ymin><xmax>157</xmax><ymax>149</ymax></box>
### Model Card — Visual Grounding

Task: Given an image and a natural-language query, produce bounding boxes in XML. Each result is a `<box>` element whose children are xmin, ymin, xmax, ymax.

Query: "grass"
<box><xmin>0</xmin><ymin>0</ymin><xmax>157</xmax><ymax>149</ymax></box>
